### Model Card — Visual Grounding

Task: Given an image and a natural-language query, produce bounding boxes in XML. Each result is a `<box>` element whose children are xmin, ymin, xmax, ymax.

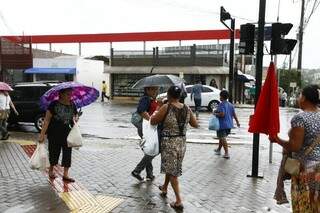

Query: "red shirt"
<box><xmin>148</xmin><ymin>100</ymin><xmax>158</xmax><ymax>115</ymax></box>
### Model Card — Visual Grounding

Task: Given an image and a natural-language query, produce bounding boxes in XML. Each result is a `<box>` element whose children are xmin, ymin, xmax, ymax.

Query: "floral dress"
<box><xmin>290</xmin><ymin>111</ymin><xmax>320</xmax><ymax>213</ymax></box>
<box><xmin>160</xmin><ymin>104</ymin><xmax>190</xmax><ymax>177</ymax></box>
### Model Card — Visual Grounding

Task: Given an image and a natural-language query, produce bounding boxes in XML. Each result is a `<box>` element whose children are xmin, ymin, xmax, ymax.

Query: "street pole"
<box><xmin>270</xmin><ymin>0</ymin><xmax>281</xmax><ymax>164</ymax></box>
<box><xmin>229</xmin><ymin>18</ymin><xmax>235</xmax><ymax>103</ymax></box>
<box><xmin>297</xmin><ymin>0</ymin><xmax>305</xmax><ymax>71</ymax></box>
<box><xmin>248</xmin><ymin>0</ymin><xmax>266</xmax><ymax>178</ymax></box>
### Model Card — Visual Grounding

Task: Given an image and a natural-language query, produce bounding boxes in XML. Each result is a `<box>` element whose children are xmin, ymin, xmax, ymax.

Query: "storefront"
<box><xmin>105</xmin><ymin>66</ymin><xmax>229</xmax><ymax>100</ymax></box>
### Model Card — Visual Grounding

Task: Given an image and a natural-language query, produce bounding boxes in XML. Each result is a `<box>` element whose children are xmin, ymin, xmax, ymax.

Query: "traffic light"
<box><xmin>220</xmin><ymin>6</ymin><xmax>231</xmax><ymax>21</ymax></box>
<box><xmin>239</xmin><ymin>24</ymin><xmax>255</xmax><ymax>55</ymax></box>
<box><xmin>270</xmin><ymin>23</ymin><xmax>297</xmax><ymax>55</ymax></box>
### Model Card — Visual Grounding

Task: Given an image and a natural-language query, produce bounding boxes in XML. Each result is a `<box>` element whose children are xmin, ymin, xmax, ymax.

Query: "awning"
<box><xmin>104</xmin><ymin>66</ymin><xmax>229</xmax><ymax>75</ymax></box>
<box><xmin>237</xmin><ymin>70</ymin><xmax>255</xmax><ymax>82</ymax></box>
<box><xmin>24</xmin><ymin>67</ymin><xmax>76</xmax><ymax>75</ymax></box>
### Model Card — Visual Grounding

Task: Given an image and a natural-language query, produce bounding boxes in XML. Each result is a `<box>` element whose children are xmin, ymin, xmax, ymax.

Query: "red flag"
<box><xmin>248</xmin><ymin>62</ymin><xmax>280</xmax><ymax>137</ymax></box>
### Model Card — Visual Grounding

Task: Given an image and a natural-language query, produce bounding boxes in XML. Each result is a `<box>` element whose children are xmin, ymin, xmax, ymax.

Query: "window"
<box><xmin>202</xmin><ymin>87</ymin><xmax>213</xmax><ymax>93</ymax></box>
<box><xmin>11</xmin><ymin>87</ymin><xmax>38</xmax><ymax>101</ymax></box>
<box><xmin>112</xmin><ymin>74</ymin><xmax>148</xmax><ymax>97</ymax></box>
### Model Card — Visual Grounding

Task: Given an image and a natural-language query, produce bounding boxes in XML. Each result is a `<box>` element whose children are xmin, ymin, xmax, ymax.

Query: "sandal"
<box><xmin>62</xmin><ymin>176</ymin><xmax>75</xmax><ymax>182</ymax></box>
<box><xmin>158</xmin><ymin>185</ymin><xmax>167</xmax><ymax>197</ymax></box>
<box><xmin>170</xmin><ymin>202</ymin><xmax>184</xmax><ymax>210</ymax></box>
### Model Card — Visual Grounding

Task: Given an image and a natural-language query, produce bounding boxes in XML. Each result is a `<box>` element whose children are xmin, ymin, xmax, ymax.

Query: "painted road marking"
<box><xmin>13</xmin><ymin>140</ymin><xmax>123</xmax><ymax>213</ymax></box>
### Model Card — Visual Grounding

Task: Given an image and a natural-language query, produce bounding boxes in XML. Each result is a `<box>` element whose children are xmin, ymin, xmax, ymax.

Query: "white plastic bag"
<box><xmin>142</xmin><ymin>119</ymin><xmax>159</xmax><ymax>156</ymax></box>
<box><xmin>30</xmin><ymin>143</ymin><xmax>49</xmax><ymax>171</ymax></box>
<box><xmin>67</xmin><ymin>123</ymin><xmax>83</xmax><ymax>148</ymax></box>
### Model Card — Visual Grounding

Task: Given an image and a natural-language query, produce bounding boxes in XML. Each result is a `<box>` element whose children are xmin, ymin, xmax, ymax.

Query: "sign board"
<box><xmin>290</xmin><ymin>82</ymin><xmax>297</xmax><ymax>87</ymax></box>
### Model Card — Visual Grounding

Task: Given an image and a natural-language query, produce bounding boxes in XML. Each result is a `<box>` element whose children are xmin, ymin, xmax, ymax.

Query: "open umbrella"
<box><xmin>0</xmin><ymin>82</ymin><xmax>13</xmax><ymax>91</ymax></box>
<box><xmin>40</xmin><ymin>82</ymin><xmax>99</xmax><ymax>110</ymax></box>
<box><xmin>132</xmin><ymin>74</ymin><xmax>184</xmax><ymax>89</ymax></box>
<box><xmin>248</xmin><ymin>62</ymin><xmax>280</xmax><ymax>137</ymax></box>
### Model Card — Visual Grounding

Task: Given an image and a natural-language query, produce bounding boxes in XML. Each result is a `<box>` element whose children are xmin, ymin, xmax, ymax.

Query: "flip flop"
<box><xmin>158</xmin><ymin>185</ymin><xmax>167</xmax><ymax>197</ymax></box>
<box><xmin>63</xmin><ymin>176</ymin><xmax>75</xmax><ymax>182</ymax></box>
<box><xmin>170</xmin><ymin>202</ymin><xmax>184</xmax><ymax>210</ymax></box>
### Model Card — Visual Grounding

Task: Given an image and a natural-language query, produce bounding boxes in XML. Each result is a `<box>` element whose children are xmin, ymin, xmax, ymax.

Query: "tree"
<box><xmin>278</xmin><ymin>68</ymin><xmax>301</xmax><ymax>94</ymax></box>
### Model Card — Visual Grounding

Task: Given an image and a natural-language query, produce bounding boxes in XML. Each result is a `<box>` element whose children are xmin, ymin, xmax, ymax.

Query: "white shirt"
<box><xmin>0</xmin><ymin>94</ymin><xmax>11</xmax><ymax>110</ymax></box>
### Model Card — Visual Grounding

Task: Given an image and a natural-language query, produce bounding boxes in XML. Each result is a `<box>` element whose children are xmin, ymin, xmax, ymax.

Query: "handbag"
<box><xmin>131</xmin><ymin>112</ymin><xmax>142</xmax><ymax>128</ymax></box>
<box><xmin>67</xmin><ymin>123</ymin><xmax>83</xmax><ymax>148</ymax></box>
<box><xmin>284</xmin><ymin>136</ymin><xmax>320</xmax><ymax>176</ymax></box>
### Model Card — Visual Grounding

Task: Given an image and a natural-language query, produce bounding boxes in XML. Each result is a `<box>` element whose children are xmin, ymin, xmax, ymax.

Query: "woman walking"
<box><xmin>151</xmin><ymin>86</ymin><xmax>198</xmax><ymax>210</ymax></box>
<box><xmin>270</xmin><ymin>85</ymin><xmax>320</xmax><ymax>212</ymax></box>
<box><xmin>0</xmin><ymin>90</ymin><xmax>18</xmax><ymax>140</ymax></box>
<box><xmin>39</xmin><ymin>88</ymin><xmax>78</xmax><ymax>182</ymax></box>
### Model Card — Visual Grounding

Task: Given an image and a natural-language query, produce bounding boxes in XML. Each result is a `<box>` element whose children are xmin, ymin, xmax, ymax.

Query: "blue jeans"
<box><xmin>194</xmin><ymin>98</ymin><xmax>201</xmax><ymax>112</ymax></box>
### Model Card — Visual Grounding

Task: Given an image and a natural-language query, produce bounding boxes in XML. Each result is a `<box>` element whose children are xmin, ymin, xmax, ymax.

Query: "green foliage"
<box><xmin>278</xmin><ymin>69</ymin><xmax>301</xmax><ymax>93</ymax></box>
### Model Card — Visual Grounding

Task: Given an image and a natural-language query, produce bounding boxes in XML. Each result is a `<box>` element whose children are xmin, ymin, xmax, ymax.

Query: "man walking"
<box><xmin>101</xmin><ymin>81</ymin><xmax>110</xmax><ymax>102</ymax></box>
<box><xmin>214</xmin><ymin>90</ymin><xmax>240</xmax><ymax>159</ymax></box>
<box><xmin>131</xmin><ymin>86</ymin><xmax>159</xmax><ymax>181</ymax></box>
<box><xmin>191</xmin><ymin>80</ymin><xmax>203</xmax><ymax>118</ymax></box>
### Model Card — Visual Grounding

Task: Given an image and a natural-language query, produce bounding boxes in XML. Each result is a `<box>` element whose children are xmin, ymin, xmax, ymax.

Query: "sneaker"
<box><xmin>146</xmin><ymin>175</ymin><xmax>155</xmax><ymax>181</ymax></box>
<box><xmin>131</xmin><ymin>171</ymin><xmax>144</xmax><ymax>181</ymax></box>
<box><xmin>214</xmin><ymin>149</ymin><xmax>221</xmax><ymax>155</ymax></box>
<box><xmin>223</xmin><ymin>154</ymin><xmax>230</xmax><ymax>159</ymax></box>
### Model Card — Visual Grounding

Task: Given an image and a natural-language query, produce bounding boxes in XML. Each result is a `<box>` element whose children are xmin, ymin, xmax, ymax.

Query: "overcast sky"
<box><xmin>0</xmin><ymin>0</ymin><xmax>319</xmax><ymax>69</ymax></box>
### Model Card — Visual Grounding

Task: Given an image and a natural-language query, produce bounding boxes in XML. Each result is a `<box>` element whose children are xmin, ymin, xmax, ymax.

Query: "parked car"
<box><xmin>158</xmin><ymin>85</ymin><xmax>221</xmax><ymax>111</ymax></box>
<box><xmin>8</xmin><ymin>82</ymin><xmax>58</xmax><ymax>131</ymax></box>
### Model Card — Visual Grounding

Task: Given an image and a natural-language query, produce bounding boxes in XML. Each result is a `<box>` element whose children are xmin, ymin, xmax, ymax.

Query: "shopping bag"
<box><xmin>30</xmin><ymin>143</ymin><xmax>49</xmax><ymax>171</ymax></box>
<box><xmin>208</xmin><ymin>115</ymin><xmax>220</xmax><ymax>130</ymax></box>
<box><xmin>142</xmin><ymin>119</ymin><xmax>159</xmax><ymax>156</ymax></box>
<box><xmin>67</xmin><ymin>123</ymin><xmax>83</xmax><ymax>148</ymax></box>
<box><xmin>131</xmin><ymin>112</ymin><xmax>142</xmax><ymax>128</ymax></box>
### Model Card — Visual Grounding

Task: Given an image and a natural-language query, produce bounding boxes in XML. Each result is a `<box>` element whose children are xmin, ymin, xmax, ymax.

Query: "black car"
<box><xmin>8</xmin><ymin>82</ymin><xmax>58</xmax><ymax>131</ymax></box>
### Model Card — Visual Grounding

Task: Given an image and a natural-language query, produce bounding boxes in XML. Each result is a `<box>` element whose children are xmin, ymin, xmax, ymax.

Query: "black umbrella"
<box><xmin>132</xmin><ymin>74</ymin><xmax>184</xmax><ymax>89</ymax></box>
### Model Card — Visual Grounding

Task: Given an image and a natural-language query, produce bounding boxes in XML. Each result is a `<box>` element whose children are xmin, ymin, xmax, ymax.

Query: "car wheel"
<box><xmin>208</xmin><ymin>100</ymin><xmax>220</xmax><ymax>112</ymax></box>
<box><xmin>35</xmin><ymin>114</ymin><xmax>45</xmax><ymax>132</ymax></box>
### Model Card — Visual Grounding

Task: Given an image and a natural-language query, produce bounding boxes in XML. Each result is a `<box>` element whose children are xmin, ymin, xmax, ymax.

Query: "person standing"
<box><xmin>150</xmin><ymin>86</ymin><xmax>198</xmax><ymax>210</ymax></box>
<box><xmin>270</xmin><ymin>85</ymin><xmax>320</xmax><ymax>212</ymax></box>
<box><xmin>39</xmin><ymin>88</ymin><xmax>78</xmax><ymax>182</ymax></box>
<box><xmin>101</xmin><ymin>81</ymin><xmax>110</xmax><ymax>102</ymax></box>
<box><xmin>131</xmin><ymin>86</ymin><xmax>159</xmax><ymax>181</ymax></box>
<box><xmin>209</xmin><ymin>78</ymin><xmax>218</xmax><ymax>89</ymax></box>
<box><xmin>0</xmin><ymin>91</ymin><xmax>18</xmax><ymax>140</ymax></box>
<box><xmin>191</xmin><ymin>81</ymin><xmax>203</xmax><ymax>118</ymax></box>
<box><xmin>214</xmin><ymin>90</ymin><xmax>240</xmax><ymax>159</ymax></box>
<box><xmin>281</xmin><ymin>90</ymin><xmax>288</xmax><ymax>107</ymax></box>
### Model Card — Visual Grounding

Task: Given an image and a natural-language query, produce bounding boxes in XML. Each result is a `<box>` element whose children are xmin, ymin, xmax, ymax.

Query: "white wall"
<box><xmin>33</xmin><ymin>57</ymin><xmax>77</xmax><ymax>68</ymax></box>
<box><xmin>75</xmin><ymin>58</ymin><xmax>104</xmax><ymax>95</ymax></box>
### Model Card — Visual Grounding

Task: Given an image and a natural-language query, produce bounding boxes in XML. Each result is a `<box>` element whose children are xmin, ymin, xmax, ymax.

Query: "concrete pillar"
<box><xmin>143</xmin><ymin>41</ymin><xmax>146</xmax><ymax>55</ymax></box>
<box><xmin>49</xmin><ymin>43</ymin><xmax>52</xmax><ymax>52</ymax></box>
<box><xmin>79</xmin><ymin>43</ymin><xmax>82</xmax><ymax>56</ymax></box>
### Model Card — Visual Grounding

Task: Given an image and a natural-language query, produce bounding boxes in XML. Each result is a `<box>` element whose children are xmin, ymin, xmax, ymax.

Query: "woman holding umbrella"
<box><xmin>39</xmin><ymin>82</ymin><xmax>99</xmax><ymax>182</ymax></box>
<box><xmin>0</xmin><ymin>82</ymin><xmax>19</xmax><ymax>140</ymax></box>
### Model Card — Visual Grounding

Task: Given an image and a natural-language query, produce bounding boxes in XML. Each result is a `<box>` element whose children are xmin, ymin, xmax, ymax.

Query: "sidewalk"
<box><xmin>1</xmin><ymin>135</ymin><xmax>292</xmax><ymax>213</ymax></box>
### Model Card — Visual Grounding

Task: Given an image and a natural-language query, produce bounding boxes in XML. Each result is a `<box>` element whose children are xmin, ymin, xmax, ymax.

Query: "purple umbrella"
<box><xmin>40</xmin><ymin>82</ymin><xmax>99</xmax><ymax>110</ymax></box>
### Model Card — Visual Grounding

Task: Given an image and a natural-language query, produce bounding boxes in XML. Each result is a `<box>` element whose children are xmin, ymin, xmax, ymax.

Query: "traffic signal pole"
<box><xmin>297</xmin><ymin>0</ymin><xmax>305</xmax><ymax>70</ymax></box>
<box><xmin>247</xmin><ymin>0</ymin><xmax>266</xmax><ymax>178</ymax></box>
<box><xmin>229</xmin><ymin>19</ymin><xmax>235</xmax><ymax>103</ymax></box>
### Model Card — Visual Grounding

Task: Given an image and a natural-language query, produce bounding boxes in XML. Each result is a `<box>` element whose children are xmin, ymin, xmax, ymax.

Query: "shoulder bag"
<box><xmin>284</xmin><ymin>136</ymin><xmax>320</xmax><ymax>176</ymax></box>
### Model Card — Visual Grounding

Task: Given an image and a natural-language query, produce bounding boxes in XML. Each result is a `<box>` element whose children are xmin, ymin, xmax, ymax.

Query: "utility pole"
<box><xmin>248</xmin><ymin>0</ymin><xmax>266</xmax><ymax>178</ymax></box>
<box><xmin>220</xmin><ymin>6</ymin><xmax>235</xmax><ymax>103</ymax></box>
<box><xmin>297</xmin><ymin>0</ymin><xmax>305</xmax><ymax>70</ymax></box>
